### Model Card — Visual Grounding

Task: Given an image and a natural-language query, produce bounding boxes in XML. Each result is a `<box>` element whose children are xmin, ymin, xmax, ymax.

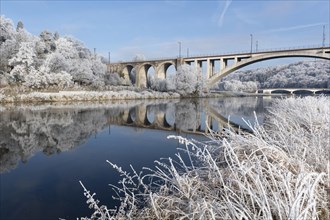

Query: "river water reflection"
<box><xmin>0</xmin><ymin>97</ymin><xmax>272</xmax><ymax>220</ymax></box>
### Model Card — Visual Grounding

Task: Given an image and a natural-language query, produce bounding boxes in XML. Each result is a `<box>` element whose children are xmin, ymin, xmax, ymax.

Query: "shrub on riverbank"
<box><xmin>0</xmin><ymin>88</ymin><xmax>181</xmax><ymax>103</ymax></box>
<box><xmin>79</xmin><ymin>95</ymin><xmax>329</xmax><ymax>219</ymax></box>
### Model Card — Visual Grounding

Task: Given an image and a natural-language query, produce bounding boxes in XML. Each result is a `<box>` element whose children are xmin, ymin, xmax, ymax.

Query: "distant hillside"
<box><xmin>217</xmin><ymin>60</ymin><xmax>329</xmax><ymax>90</ymax></box>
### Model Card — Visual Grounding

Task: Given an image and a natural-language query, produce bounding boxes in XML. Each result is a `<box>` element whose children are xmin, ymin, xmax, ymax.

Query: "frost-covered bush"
<box><xmin>148</xmin><ymin>75</ymin><xmax>167</xmax><ymax>92</ymax></box>
<box><xmin>23</xmin><ymin>67</ymin><xmax>47</xmax><ymax>88</ymax></box>
<box><xmin>47</xmin><ymin>71</ymin><xmax>73</xmax><ymax>88</ymax></box>
<box><xmin>146</xmin><ymin>64</ymin><xmax>204</xmax><ymax>94</ymax></box>
<box><xmin>105</xmin><ymin>72</ymin><xmax>128</xmax><ymax>86</ymax></box>
<box><xmin>79</xmin><ymin>96</ymin><xmax>329</xmax><ymax>220</ymax></box>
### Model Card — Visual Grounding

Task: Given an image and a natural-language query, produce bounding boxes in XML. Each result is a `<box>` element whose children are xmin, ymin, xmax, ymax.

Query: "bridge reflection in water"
<box><xmin>106</xmin><ymin>98</ymin><xmax>262</xmax><ymax>135</ymax></box>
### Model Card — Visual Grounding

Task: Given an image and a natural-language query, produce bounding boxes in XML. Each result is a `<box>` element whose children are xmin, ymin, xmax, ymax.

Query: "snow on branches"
<box><xmin>0</xmin><ymin>16</ymin><xmax>107</xmax><ymax>89</ymax></box>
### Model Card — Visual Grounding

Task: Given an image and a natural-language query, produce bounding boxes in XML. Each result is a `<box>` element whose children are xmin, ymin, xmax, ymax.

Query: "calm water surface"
<box><xmin>0</xmin><ymin>97</ymin><xmax>272</xmax><ymax>220</ymax></box>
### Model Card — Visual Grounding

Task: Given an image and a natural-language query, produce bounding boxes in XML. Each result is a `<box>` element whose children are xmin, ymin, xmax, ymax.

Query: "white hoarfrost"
<box><xmin>0</xmin><ymin>89</ymin><xmax>180</xmax><ymax>103</ymax></box>
<box><xmin>78</xmin><ymin>96</ymin><xmax>330</xmax><ymax>220</ymax></box>
<box><xmin>1</xmin><ymin>16</ymin><xmax>107</xmax><ymax>89</ymax></box>
<box><xmin>174</xmin><ymin>64</ymin><xmax>204</xmax><ymax>95</ymax></box>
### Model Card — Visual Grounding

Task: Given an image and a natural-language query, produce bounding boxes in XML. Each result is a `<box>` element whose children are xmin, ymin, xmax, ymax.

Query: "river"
<box><xmin>0</xmin><ymin>96</ymin><xmax>272</xmax><ymax>220</ymax></box>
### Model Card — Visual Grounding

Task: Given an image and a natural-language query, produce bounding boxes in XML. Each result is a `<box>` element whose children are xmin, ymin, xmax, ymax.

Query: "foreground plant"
<box><xmin>79</xmin><ymin>96</ymin><xmax>329</xmax><ymax>220</ymax></box>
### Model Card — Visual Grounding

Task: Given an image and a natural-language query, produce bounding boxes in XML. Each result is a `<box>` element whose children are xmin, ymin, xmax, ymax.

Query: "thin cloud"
<box><xmin>216</xmin><ymin>0</ymin><xmax>232</xmax><ymax>27</ymax></box>
<box><xmin>263</xmin><ymin>22</ymin><xmax>328</xmax><ymax>33</ymax></box>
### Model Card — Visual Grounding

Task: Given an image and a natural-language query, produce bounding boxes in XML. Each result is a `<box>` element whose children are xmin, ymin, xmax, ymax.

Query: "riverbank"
<box><xmin>0</xmin><ymin>89</ymin><xmax>181</xmax><ymax>103</ymax></box>
<box><xmin>0</xmin><ymin>87</ymin><xmax>281</xmax><ymax>103</ymax></box>
<box><xmin>79</xmin><ymin>95</ymin><xmax>329</xmax><ymax>219</ymax></box>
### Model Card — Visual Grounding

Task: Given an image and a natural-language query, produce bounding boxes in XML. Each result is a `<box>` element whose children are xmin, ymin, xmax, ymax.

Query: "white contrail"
<box><xmin>218</xmin><ymin>0</ymin><xmax>232</xmax><ymax>27</ymax></box>
<box><xmin>264</xmin><ymin>22</ymin><xmax>328</xmax><ymax>33</ymax></box>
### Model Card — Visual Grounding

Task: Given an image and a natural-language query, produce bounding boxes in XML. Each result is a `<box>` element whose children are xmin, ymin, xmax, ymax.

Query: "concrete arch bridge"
<box><xmin>108</xmin><ymin>46</ymin><xmax>330</xmax><ymax>89</ymax></box>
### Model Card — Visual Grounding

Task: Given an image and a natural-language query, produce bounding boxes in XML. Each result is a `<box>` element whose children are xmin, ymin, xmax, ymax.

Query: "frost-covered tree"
<box><xmin>54</xmin><ymin>36</ymin><xmax>106</xmax><ymax>86</ymax></box>
<box><xmin>16</xmin><ymin>21</ymin><xmax>24</xmax><ymax>31</ymax></box>
<box><xmin>15</xmin><ymin>26</ymin><xmax>35</xmax><ymax>45</ymax></box>
<box><xmin>39</xmin><ymin>30</ymin><xmax>56</xmax><ymax>54</ymax></box>
<box><xmin>43</xmin><ymin>52</ymin><xmax>68</xmax><ymax>73</ymax></box>
<box><xmin>9</xmin><ymin>42</ymin><xmax>35</xmax><ymax>67</ymax></box>
<box><xmin>1</xmin><ymin>16</ymin><xmax>36</xmax><ymax>85</ymax></box>
<box><xmin>46</xmin><ymin>71</ymin><xmax>72</xmax><ymax>88</ymax></box>
<box><xmin>91</xmin><ymin>56</ymin><xmax>106</xmax><ymax>77</ymax></box>
<box><xmin>0</xmin><ymin>15</ymin><xmax>16</xmax><ymax>44</ymax></box>
<box><xmin>55</xmin><ymin>37</ymin><xmax>78</xmax><ymax>59</ymax></box>
<box><xmin>0</xmin><ymin>15</ymin><xmax>17</xmax><ymax>80</ymax></box>
<box><xmin>166</xmin><ymin>74</ymin><xmax>176</xmax><ymax>91</ymax></box>
<box><xmin>9</xmin><ymin>42</ymin><xmax>37</xmax><ymax>82</ymax></box>
<box><xmin>54</xmin><ymin>32</ymin><xmax>59</xmax><ymax>40</ymax></box>
<box><xmin>69</xmin><ymin>59</ymin><xmax>94</xmax><ymax>84</ymax></box>
<box><xmin>23</xmin><ymin>67</ymin><xmax>47</xmax><ymax>88</ymax></box>
<box><xmin>133</xmin><ymin>54</ymin><xmax>146</xmax><ymax>61</ymax></box>
<box><xmin>172</xmin><ymin>64</ymin><xmax>203</xmax><ymax>95</ymax></box>
<box><xmin>0</xmin><ymin>16</ymin><xmax>108</xmax><ymax>89</ymax></box>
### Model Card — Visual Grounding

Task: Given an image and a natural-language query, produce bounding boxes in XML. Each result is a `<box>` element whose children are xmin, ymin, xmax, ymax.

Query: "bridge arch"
<box><xmin>146</xmin><ymin>105</ymin><xmax>155</xmax><ymax>125</ymax></box>
<box><xmin>292</xmin><ymin>89</ymin><xmax>314</xmax><ymax>95</ymax></box>
<box><xmin>127</xmin><ymin>108</ymin><xmax>136</xmax><ymax>124</ymax></box>
<box><xmin>271</xmin><ymin>89</ymin><xmax>292</xmax><ymax>95</ymax></box>
<box><xmin>136</xmin><ymin>63</ymin><xmax>157</xmax><ymax>88</ymax></box>
<box><xmin>121</xmin><ymin>65</ymin><xmax>135</xmax><ymax>85</ymax></box>
<box><xmin>156</xmin><ymin>61</ymin><xmax>177</xmax><ymax>79</ymax></box>
<box><xmin>207</xmin><ymin>52</ymin><xmax>330</xmax><ymax>88</ymax></box>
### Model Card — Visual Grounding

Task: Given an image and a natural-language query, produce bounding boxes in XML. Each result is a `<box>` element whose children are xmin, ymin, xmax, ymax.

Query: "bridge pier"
<box><xmin>220</xmin><ymin>58</ymin><xmax>227</xmax><ymax>70</ymax></box>
<box><xmin>195</xmin><ymin>59</ymin><xmax>202</xmax><ymax>69</ymax></box>
<box><xmin>206</xmin><ymin>59</ymin><xmax>212</xmax><ymax>79</ymax></box>
<box><xmin>154</xmin><ymin>111</ymin><xmax>166</xmax><ymax>127</ymax></box>
<box><xmin>133</xmin><ymin>105</ymin><xmax>147</xmax><ymax>125</ymax></box>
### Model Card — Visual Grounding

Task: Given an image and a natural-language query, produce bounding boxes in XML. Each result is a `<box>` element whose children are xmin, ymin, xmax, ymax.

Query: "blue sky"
<box><xmin>1</xmin><ymin>0</ymin><xmax>329</xmax><ymax>62</ymax></box>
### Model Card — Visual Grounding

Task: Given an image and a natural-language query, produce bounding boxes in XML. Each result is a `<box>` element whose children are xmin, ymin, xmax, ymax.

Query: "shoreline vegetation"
<box><xmin>0</xmin><ymin>86</ymin><xmax>286</xmax><ymax>104</ymax></box>
<box><xmin>78</xmin><ymin>95</ymin><xmax>329</xmax><ymax>220</ymax></box>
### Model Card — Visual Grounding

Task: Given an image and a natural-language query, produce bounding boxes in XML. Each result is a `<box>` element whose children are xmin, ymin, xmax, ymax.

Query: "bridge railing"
<box><xmin>184</xmin><ymin>44</ymin><xmax>330</xmax><ymax>59</ymax></box>
<box><xmin>114</xmin><ymin>56</ymin><xmax>178</xmax><ymax>64</ymax></box>
<box><xmin>112</xmin><ymin>44</ymin><xmax>330</xmax><ymax>63</ymax></box>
